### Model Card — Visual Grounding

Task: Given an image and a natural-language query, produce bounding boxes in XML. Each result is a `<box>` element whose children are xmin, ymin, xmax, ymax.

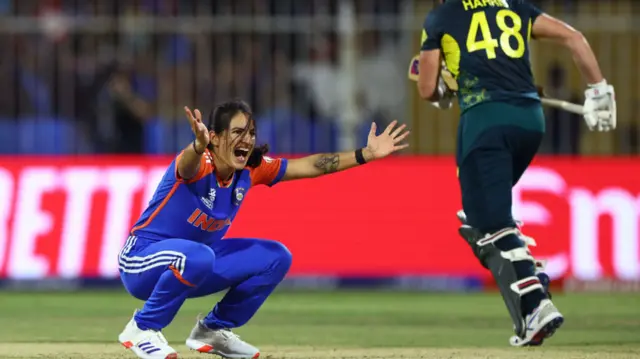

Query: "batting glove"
<box><xmin>431</xmin><ymin>75</ymin><xmax>454</xmax><ymax>110</ymax></box>
<box><xmin>583</xmin><ymin>79</ymin><xmax>616</xmax><ymax>132</ymax></box>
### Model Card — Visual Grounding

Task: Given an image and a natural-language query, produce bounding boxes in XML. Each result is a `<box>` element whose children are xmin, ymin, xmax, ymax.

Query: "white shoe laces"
<box><xmin>197</xmin><ymin>317</ymin><xmax>243</xmax><ymax>343</ymax></box>
<box><xmin>144</xmin><ymin>330</ymin><xmax>169</xmax><ymax>346</ymax></box>
<box><xmin>197</xmin><ymin>319</ymin><xmax>243</xmax><ymax>344</ymax></box>
<box><xmin>219</xmin><ymin>329</ymin><xmax>242</xmax><ymax>343</ymax></box>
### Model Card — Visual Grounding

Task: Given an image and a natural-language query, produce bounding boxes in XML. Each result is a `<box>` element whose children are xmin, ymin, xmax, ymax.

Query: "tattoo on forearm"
<box><xmin>314</xmin><ymin>153</ymin><xmax>340</xmax><ymax>174</ymax></box>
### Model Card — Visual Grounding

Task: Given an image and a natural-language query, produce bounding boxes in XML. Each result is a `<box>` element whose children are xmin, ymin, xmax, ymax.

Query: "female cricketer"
<box><xmin>416</xmin><ymin>0</ymin><xmax>614</xmax><ymax>348</ymax></box>
<box><xmin>116</xmin><ymin>99</ymin><xmax>410</xmax><ymax>359</ymax></box>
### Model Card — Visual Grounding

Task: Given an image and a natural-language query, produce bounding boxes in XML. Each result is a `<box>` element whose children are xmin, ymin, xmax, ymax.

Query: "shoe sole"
<box><xmin>120</xmin><ymin>342</ymin><xmax>178</xmax><ymax>359</ymax></box>
<box><xmin>185</xmin><ymin>338</ymin><xmax>260</xmax><ymax>359</ymax></box>
<box><xmin>510</xmin><ymin>314</ymin><xmax>564</xmax><ymax>347</ymax></box>
<box><xmin>537</xmin><ymin>316</ymin><xmax>564</xmax><ymax>340</ymax></box>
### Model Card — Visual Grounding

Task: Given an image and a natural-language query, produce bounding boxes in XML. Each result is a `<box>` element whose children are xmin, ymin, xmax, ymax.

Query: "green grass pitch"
<box><xmin>1</xmin><ymin>289</ymin><xmax>639</xmax><ymax>358</ymax></box>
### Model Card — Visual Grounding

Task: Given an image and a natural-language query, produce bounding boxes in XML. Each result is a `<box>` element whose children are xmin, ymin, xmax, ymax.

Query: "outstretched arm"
<box><xmin>177</xmin><ymin>107</ymin><xmax>209</xmax><ymax>180</ymax></box>
<box><xmin>282</xmin><ymin>149</ymin><xmax>372</xmax><ymax>181</ymax></box>
<box><xmin>281</xmin><ymin>121</ymin><xmax>409</xmax><ymax>182</ymax></box>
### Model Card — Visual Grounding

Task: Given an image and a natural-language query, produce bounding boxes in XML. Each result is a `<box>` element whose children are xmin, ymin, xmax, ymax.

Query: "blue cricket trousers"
<box><xmin>117</xmin><ymin>236</ymin><xmax>292</xmax><ymax>331</ymax></box>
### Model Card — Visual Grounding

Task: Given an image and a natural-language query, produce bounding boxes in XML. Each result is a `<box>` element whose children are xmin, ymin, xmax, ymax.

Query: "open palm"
<box><xmin>366</xmin><ymin>120</ymin><xmax>410</xmax><ymax>159</ymax></box>
<box><xmin>184</xmin><ymin>106</ymin><xmax>209</xmax><ymax>151</ymax></box>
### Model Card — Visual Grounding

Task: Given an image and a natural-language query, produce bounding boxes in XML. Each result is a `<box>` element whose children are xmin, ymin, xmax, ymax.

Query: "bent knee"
<box><xmin>177</xmin><ymin>243</ymin><xmax>216</xmax><ymax>285</ymax></box>
<box><xmin>121</xmin><ymin>278</ymin><xmax>153</xmax><ymax>301</ymax></box>
<box><xmin>187</xmin><ymin>243</ymin><xmax>216</xmax><ymax>267</ymax></box>
<box><xmin>276</xmin><ymin>242</ymin><xmax>293</xmax><ymax>271</ymax></box>
<box><xmin>264</xmin><ymin>241</ymin><xmax>293</xmax><ymax>274</ymax></box>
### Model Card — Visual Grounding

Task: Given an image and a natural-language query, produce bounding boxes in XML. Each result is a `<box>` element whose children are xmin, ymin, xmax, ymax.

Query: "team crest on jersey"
<box><xmin>233</xmin><ymin>187</ymin><xmax>245</xmax><ymax>206</ymax></box>
<box><xmin>201</xmin><ymin>188</ymin><xmax>216</xmax><ymax>209</ymax></box>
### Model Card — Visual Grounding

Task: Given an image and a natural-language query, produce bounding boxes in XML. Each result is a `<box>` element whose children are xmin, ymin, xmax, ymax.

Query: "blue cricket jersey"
<box><xmin>131</xmin><ymin>150</ymin><xmax>288</xmax><ymax>245</ymax></box>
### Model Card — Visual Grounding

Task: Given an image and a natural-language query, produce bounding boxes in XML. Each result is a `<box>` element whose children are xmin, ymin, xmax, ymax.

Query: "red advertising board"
<box><xmin>0</xmin><ymin>155</ymin><xmax>638</xmax><ymax>281</ymax></box>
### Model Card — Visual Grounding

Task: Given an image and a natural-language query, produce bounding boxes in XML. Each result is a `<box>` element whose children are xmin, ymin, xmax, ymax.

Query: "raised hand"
<box><xmin>365</xmin><ymin>120</ymin><xmax>410</xmax><ymax>160</ymax></box>
<box><xmin>184</xmin><ymin>106</ymin><xmax>209</xmax><ymax>152</ymax></box>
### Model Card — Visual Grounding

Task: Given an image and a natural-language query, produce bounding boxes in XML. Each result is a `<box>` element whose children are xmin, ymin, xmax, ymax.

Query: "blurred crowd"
<box><xmin>0</xmin><ymin>0</ymin><xmax>632</xmax><ymax>156</ymax></box>
<box><xmin>0</xmin><ymin>0</ymin><xmax>407</xmax><ymax>154</ymax></box>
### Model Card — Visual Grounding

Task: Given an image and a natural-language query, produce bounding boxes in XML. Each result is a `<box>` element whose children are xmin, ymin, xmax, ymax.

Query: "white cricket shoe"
<box><xmin>118</xmin><ymin>311</ymin><xmax>178</xmax><ymax>359</ymax></box>
<box><xmin>509</xmin><ymin>299</ymin><xmax>564</xmax><ymax>347</ymax></box>
<box><xmin>185</xmin><ymin>316</ymin><xmax>260</xmax><ymax>359</ymax></box>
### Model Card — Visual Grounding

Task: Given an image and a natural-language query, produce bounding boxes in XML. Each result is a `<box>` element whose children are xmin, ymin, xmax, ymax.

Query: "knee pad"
<box><xmin>517</xmin><ymin>231</ymin><xmax>548</xmax><ymax>274</ymax></box>
<box><xmin>456</xmin><ymin>209</ymin><xmax>547</xmax><ymax>273</ymax></box>
<box><xmin>458</xmin><ymin>225</ymin><xmax>544</xmax><ymax>338</ymax></box>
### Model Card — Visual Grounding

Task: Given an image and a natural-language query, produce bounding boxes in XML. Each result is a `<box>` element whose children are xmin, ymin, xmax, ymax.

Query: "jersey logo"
<box><xmin>233</xmin><ymin>187</ymin><xmax>246</xmax><ymax>206</ymax></box>
<box><xmin>200</xmin><ymin>188</ymin><xmax>216</xmax><ymax>209</ymax></box>
<box><xmin>264</xmin><ymin>156</ymin><xmax>274</xmax><ymax>163</ymax></box>
<box><xmin>187</xmin><ymin>209</ymin><xmax>231</xmax><ymax>232</ymax></box>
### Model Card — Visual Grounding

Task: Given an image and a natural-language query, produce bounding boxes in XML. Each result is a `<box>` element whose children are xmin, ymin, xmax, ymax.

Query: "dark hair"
<box><xmin>206</xmin><ymin>98</ymin><xmax>268</xmax><ymax>168</ymax></box>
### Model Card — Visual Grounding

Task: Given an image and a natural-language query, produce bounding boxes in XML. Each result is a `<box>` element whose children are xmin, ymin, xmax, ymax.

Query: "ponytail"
<box><xmin>246</xmin><ymin>144</ymin><xmax>269</xmax><ymax>168</ymax></box>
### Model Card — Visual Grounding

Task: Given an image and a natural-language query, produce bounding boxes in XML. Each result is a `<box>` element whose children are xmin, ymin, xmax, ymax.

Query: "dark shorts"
<box><xmin>456</xmin><ymin>101</ymin><xmax>544</xmax><ymax>233</ymax></box>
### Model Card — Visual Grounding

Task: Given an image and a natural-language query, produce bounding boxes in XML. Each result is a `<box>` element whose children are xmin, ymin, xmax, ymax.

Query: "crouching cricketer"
<box><xmin>414</xmin><ymin>0</ymin><xmax>616</xmax><ymax>347</ymax></box>
<box><xmin>117</xmin><ymin>99</ymin><xmax>410</xmax><ymax>359</ymax></box>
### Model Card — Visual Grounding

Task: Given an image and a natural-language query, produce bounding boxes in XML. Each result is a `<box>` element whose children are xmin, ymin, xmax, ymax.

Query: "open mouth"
<box><xmin>233</xmin><ymin>147</ymin><xmax>250</xmax><ymax>162</ymax></box>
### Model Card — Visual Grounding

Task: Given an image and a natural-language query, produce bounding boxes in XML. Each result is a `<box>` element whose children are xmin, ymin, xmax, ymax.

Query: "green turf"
<box><xmin>1</xmin><ymin>289</ymin><xmax>639</xmax><ymax>358</ymax></box>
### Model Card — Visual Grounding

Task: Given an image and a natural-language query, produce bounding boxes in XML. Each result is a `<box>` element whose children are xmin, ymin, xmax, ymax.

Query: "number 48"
<box><xmin>467</xmin><ymin>10</ymin><xmax>525</xmax><ymax>59</ymax></box>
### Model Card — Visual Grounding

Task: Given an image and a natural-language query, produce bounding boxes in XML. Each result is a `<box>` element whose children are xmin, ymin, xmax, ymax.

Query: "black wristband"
<box><xmin>192</xmin><ymin>141</ymin><xmax>204</xmax><ymax>155</ymax></box>
<box><xmin>355</xmin><ymin>148</ymin><xmax>367</xmax><ymax>165</ymax></box>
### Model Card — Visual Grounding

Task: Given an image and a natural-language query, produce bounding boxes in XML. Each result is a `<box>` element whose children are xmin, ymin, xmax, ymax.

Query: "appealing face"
<box><xmin>212</xmin><ymin>112</ymin><xmax>256</xmax><ymax>170</ymax></box>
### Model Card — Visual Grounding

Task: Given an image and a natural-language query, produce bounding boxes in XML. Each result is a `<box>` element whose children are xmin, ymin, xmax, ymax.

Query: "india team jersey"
<box><xmin>421</xmin><ymin>0</ymin><xmax>543</xmax><ymax>112</ymax></box>
<box><xmin>131</xmin><ymin>150</ymin><xmax>288</xmax><ymax>245</ymax></box>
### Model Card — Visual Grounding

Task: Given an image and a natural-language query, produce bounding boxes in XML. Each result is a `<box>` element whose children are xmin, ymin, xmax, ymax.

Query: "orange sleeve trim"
<box><xmin>169</xmin><ymin>265</ymin><xmax>196</xmax><ymax>287</ymax></box>
<box><xmin>174</xmin><ymin>151</ymin><xmax>186</xmax><ymax>180</ymax></box>
<box><xmin>186</xmin><ymin>155</ymin><xmax>212</xmax><ymax>183</ymax></box>
<box><xmin>250</xmin><ymin>157</ymin><xmax>282</xmax><ymax>186</ymax></box>
<box><xmin>131</xmin><ymin>182</ymin><xmax>181</xmax><ymax>233</ymax></box>
<box><xmin>176</xmin><ymin>150</ymin><xmax>213</xmax><ymax>184</ymax></box>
